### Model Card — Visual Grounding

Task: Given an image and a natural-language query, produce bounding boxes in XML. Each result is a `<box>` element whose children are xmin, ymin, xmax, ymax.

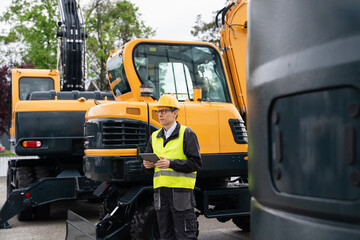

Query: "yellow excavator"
<box><xmin>65</xmin><ymin>2</ymin><xmax>250</xmax><ymax>239</ymax></box>
<box><xmin>0</xmin><ymin>0</ymin><xmax>114</xmax><ymax>228</ymax></box>
<box><xmin>66</xmin><ymin>38</ymin><xmax>250</xmax><ymax>240</ymax></box>
<box><xmin>65</xmin><ymin>0</ymin><xmax>360</xmax><ymax>239</ymax></box>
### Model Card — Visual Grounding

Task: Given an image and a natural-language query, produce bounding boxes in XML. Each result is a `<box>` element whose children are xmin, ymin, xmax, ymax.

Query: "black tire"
<box><xmin>99</xmin><ymin>191</ymin><xmax>119</xmax><ymax>220</ymax></box>
<box><xmin>33</xmin><ymin>166</ymin><xmax>51</xmax><ymax>220</ymax></box>
<box><xmin>16</xmin><ymin>167</ymin><xmax>35</xmax><ymax>221</ymax></box>
<box><xmin>232</xmin><ymin>215</ymin><xmax>250</xmax><ymax>232</ymax></box>
<box><xmin>130</xmin><ymin>203</ymin><xmax>160</xmax><ymax>240</ymax></box>
<box><xmin>6</xmin><ymin>167</ymin><xmax>14</xmax><ymax>198</ymax></box>
<box><xmin>88</xmin><ymin>197</ymin><xmax>102</xmax><ymax>204</ymax></box>
<box><xmin>34</xmin><ymin>204</ymin><xmax>51</xmax><ymax>220</ymax></box>
<box><xmin>34</xmin><ymin>166</ymin><xmax>50</xmax><ymax>179</ymax></box>
<box><xmin>17</xmin><ymin>166</ymin><xmax>34</xmax><ymax>188</ymax></box>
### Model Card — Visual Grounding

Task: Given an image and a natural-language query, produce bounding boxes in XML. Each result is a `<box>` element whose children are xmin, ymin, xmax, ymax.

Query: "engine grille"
<box><xmin>102</xmin><ymin>120</ymin><xmax>148</xmax><ymax>148</ymax></box>
<box><xmin>229</xmin><ymin>119</ymin><xmax>248</xmax><ymax>144</ymax></box>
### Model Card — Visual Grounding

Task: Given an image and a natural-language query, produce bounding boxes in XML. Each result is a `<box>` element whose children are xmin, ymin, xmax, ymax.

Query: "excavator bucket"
<box><xmin>66</xmin><ymin>211</ymin><xmax>96</xmax><ymax>240</ymax></box>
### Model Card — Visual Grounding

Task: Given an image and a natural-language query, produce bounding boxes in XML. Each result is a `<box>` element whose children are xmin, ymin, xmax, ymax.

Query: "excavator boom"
<box><xmin>218</xmin><ymin>0</ymin><xmax>248</xmax><ymax>122</ymax></box>
<box><xmin>57</xmin><ymin>0</ymin><xmax>86</xmax><ymax>90</ymax></box>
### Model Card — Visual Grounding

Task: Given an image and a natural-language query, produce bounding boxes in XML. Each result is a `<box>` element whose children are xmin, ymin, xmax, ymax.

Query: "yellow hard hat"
<box><xmin>157</xmin><ymin>94</ymin><xmax>180</xmax><ymax>110</ymax></box>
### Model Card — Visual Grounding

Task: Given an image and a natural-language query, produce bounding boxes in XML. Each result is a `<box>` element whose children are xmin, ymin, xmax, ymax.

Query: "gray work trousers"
<box><xmin>154</xmin><ymin>187</ymin><xmax>197</xmax><ymax>240</ymax></box>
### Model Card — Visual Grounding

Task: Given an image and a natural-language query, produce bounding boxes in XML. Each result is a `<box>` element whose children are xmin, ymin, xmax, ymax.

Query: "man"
<box><xmin>143</xmin><ymin>94</ymin><xmax>202</xmax><ymax>240</ymax></box>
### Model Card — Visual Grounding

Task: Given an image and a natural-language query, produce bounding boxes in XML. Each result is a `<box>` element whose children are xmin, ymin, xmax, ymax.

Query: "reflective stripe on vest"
<box><xmin>152</xmin><ymin>125</ymin><xmax>197</xmax><ymax>189</ymax></box>
<box><xmin>153</xmin><ymin>170</ymin><xmax>197</xmax><ymax>179</ymax></box>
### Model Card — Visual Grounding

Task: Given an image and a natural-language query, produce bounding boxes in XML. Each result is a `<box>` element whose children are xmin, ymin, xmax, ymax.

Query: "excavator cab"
<box><xmin>11</xmin><ymin>69</ymin><xmax>60</xmax><ymax>104</ymax></box>
<box><xmin>9</xmin><ymin>69</ymin><xmax>61</xmax><ymax>141</ymax></box>
<box><xmin>107</xmin><ymin>41</ymin><xmax>232</xmax><ymax>104</ymax></box>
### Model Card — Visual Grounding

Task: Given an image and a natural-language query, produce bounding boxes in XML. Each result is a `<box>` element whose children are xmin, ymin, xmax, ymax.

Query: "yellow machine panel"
<box><xmin>86</xmin><ymin>39</ymin><xmax>248</xmax><ymax>158</ymax></box>
<box><xmin>11</xmin><ymin>69</ymin><xmax>60</xmax><ymax>107</ymax></box>
<box><xmin>219</xmin><ymin>0</ymin><xmax>248</xmax><ymax>119</ymax></box>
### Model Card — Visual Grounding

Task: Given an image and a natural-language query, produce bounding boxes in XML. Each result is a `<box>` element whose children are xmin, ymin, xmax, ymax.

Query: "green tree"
<box><xmin>0</xmin><ymin>64</ymin><xmax>11</xmax><ymax>136</ymax></box>
<box><xmin>0</xmin><ymin>0</ymin><xmax>58</xmax><ymax>69</ymax></box>
<box><xmin>85</xmin><ymin>0</ymin><xmax>155</xmax><ymax>90</ymax></box>
<box><xmin>191</xmin><ymin>13</ymin><xmax>220</xmax><ymax>45</ymax></box>
<box><xmin>0</xmin><ymin>0</ymin><xmax>155</xmax><ymax>90</ymax></box>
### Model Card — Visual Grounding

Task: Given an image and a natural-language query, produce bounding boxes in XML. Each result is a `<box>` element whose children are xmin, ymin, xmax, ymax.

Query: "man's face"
<box><xmin>157</xmin><ymin>107</ymin><xmax>178</xmax><ymax>127</ymax></box>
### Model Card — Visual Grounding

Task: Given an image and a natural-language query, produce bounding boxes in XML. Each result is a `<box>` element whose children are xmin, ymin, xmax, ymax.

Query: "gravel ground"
<box><xmin>0</xmin><ymin>177</ymin><xmax>101</xmax><ymax>240</ymax></box>
<box><xmin>0</xmin><ymin>177</ymin><xmax>250</xmax><ymax>240</ymax></box>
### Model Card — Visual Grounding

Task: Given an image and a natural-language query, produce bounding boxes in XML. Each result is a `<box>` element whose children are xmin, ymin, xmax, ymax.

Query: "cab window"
<box><xmin>133</xmin><ymin>43</ymin><xmax>231</xmax><ymax>103</ymax></box>
<box><xmin>158</xmin><ymin>62</ymin><xmax>193</xmax><ymax>101</ymax></box>
<box><xmin>107</xmin><ymin>54</ymin><xmax>131</xmax><ymax>97</ymax></box>
<box><xmin>19</xmin><ymin>77</ymin><xmax>54</xmax><ymax>100</ymax></box>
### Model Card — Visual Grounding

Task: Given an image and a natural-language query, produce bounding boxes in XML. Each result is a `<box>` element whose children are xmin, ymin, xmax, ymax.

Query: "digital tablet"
<box><xmin>139</xmin><ymin>153</ymin><xmax>160</xmax><ymax>163</ymax></box>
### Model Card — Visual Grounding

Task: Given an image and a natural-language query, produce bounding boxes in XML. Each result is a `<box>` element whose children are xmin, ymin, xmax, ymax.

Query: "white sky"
<box><xmin>0</xmin><ymin>0</ymin><xmax>227</xmax><ymax>41</ymax></box>
<box><xmin>129</xmin><ymin>0</ymin><xmax>226</xmax><ymax>41</ymax></box>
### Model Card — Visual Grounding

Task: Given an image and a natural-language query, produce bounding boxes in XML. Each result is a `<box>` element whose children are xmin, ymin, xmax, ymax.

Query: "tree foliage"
<box><xmin>0</xmin><ymin>0</ymin><xmax>58</xmax><ymax>69</ymax></box>
<box><xmin>0</xmin><ymin>0</ymin><xmax>155</xmax><ymax>90</ymax></box>
<box><xmin>0</xmin><ymin>65</ymin><xmax>11</xmax><ymax>136</ymax></box>
<box><xmin>191</xmin><ymin>13</ymin><xmax>220</xmax><ymax>45</ymax></box>
<box><xmin>85</xmin><ymin>0</ymin><xmax>155</xmax><ymax>90</ymax></box>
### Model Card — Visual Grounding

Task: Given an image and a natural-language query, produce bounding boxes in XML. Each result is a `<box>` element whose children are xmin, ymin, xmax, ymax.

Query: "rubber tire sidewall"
<box><xmin>6</xmin><ymin>167</ymin><xmax>14</xmax><ymax>198</ymax></box>
<box><xmin>232</xmin><ymin>215</ymin><xmax>251</xmax><ymax>232</ymax></box>
<box><xmin>130</xmin><ymin>203</ymin><xmax>160</xmax><ymax>240</ymax></box>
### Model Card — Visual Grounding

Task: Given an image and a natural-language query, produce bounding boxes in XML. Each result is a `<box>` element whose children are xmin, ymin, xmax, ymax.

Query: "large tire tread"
<box><xmin>34</xmin><ymin>166</ymin><xmax>50</xmax><ymax>179</ymax></box>
<box><xmin>17</xmin><ymin>167</ymin><xmax>35</xmax><ymax>188</ymax></box>
<box><xmin>6</xmin><ymin>167</ymin><xmax>14</xmax><ymax>198</ymax></box>
<box><xmin>99</xmin><ymin>191</ymin><xmax>118</xmax><ymax>220</ymax></box>
<box><xmin>232</xmin><ymin>215</ymin><xmax>251</xmax><ymax>232</ymax></box>
<box><xmin>16</xmin><ymin>167</ymin><xmax>35</xmax><ymax>221</ymax></box>
<box><xmin>130</xmin><ymin>203</ymin><xmax>159</xmax><ymax>240</ymax></box>
<box><xmin>34</xmin><ymin>204</ymin><xmax>51</xmax><ymax>220</ymax></box>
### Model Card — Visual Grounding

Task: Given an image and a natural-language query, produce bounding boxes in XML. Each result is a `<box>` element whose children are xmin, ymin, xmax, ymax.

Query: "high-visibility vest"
<box><xmin>152</xmin><ymin>125</ymin><xmax>197</xmax><ymax>189</ymax></box>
